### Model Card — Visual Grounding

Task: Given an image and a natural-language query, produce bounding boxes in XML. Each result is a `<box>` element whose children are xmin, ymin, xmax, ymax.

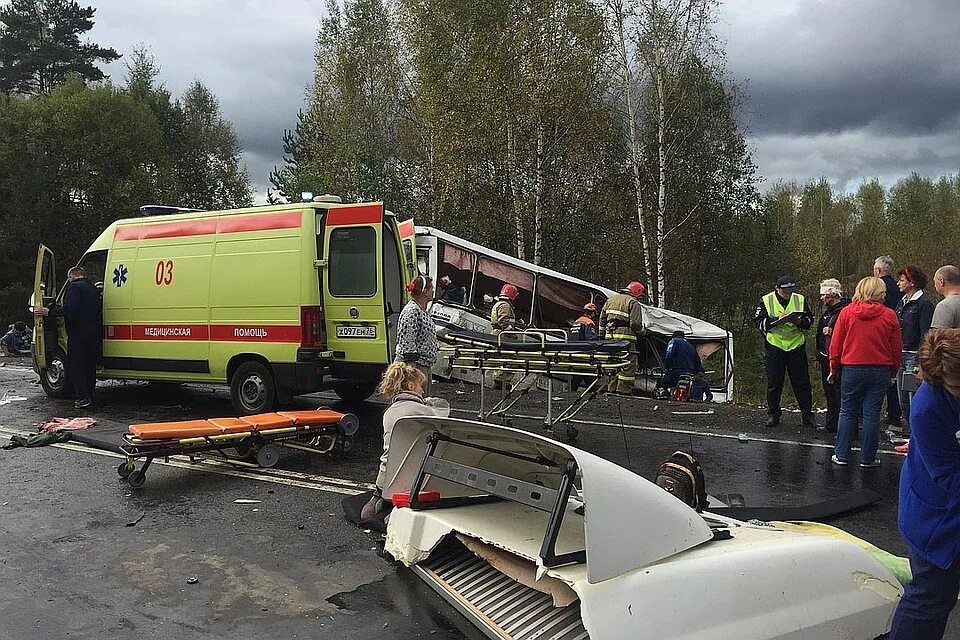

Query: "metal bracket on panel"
<box><xmin>313</xmin><ymin>259</ymin><xmax>328</xmax><ymax>268</ymax></box>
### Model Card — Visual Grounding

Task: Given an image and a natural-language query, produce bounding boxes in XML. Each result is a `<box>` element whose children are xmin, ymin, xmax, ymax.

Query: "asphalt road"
<box><xmin>0</xmin><ymin>360</ymin><xmax>957</xmax><ymax>639</ymax></box>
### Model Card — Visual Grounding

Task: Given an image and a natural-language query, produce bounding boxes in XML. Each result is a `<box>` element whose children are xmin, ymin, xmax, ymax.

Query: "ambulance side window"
<box><xmin>329</xmin><ymin>227</ymin><xmax>377</xmax><ymax>297</ymax></box>
<box><xmin>77</xmin><ymin>250</ymin><xmax>107</xmax><ymax>287</ymax></box>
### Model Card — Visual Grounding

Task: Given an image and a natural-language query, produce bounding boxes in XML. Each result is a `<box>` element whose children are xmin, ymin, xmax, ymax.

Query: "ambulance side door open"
<box><xmin>321</xmin><ymin>204</ymin><xmax>391</xmax><ymax>375</ymax></box>
<box><xmin>32</xmin><ymin>244</ymin><xmax>57</xmax><ymax>371</ymax></box>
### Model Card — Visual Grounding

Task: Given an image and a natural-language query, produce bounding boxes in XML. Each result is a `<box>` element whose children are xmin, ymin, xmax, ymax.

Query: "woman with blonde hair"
<box><xmin>828</xmin><ymin>276</ymin><xmax>902</xmax><ymax>467</ymax></box>
<box><xmin>360</xmin><ymin>362</ymin><xmax>437</xmax><ymax>520</ymax></box>
<box><xmin>889</xmin><ymin>329</ymin><xmax>960</xmax><ymax>639</ymax></box>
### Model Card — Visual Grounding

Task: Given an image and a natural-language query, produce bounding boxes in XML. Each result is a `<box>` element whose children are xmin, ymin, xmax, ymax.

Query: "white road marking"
<box><xmin>0</xmin><ymin>426</ymin><xmax>373</xmax><ymax>495</ymax></box>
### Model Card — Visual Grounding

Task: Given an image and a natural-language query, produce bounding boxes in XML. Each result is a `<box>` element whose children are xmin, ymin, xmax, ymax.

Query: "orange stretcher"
<box><xmin>117</xmin><ymin>409</ymin><xmax>360</xmax><ymax>488</ymax></box>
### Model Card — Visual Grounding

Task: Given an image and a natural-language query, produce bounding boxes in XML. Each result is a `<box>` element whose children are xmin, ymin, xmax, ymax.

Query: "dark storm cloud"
<box><xmin>719</xmin><ymin>0</ymin><xmax>960</xmax><ymax>187</ymax></box>
<box><xmin>77</xmin><ymin>0</ymin><xmax>958</xmax><ymax>196</ymax></box>
<box><xmin>721</xmin><ymin>0</ymin><xmax>960</xmax><ymax>136</ymax></box>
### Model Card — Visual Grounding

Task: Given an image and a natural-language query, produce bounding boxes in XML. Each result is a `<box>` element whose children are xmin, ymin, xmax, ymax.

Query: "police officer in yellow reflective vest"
<box><xmin>600</xmin><ymin>281</ymin><xmax>646</xmax><ymax>394</ymax></box>
<box><xmin>755</xmin><ymin>276</ymin><xmax>817</xmax><ymax>429</ymax></box>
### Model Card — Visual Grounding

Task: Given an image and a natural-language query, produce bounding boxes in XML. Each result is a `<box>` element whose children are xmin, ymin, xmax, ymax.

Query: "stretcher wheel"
<box><xmin>340</xmin><ymin>435</ymin><xmax>354</xmax><ymax>453</ymax></box>
<box><xmin>127</xmin><ymin>469</ymin><xmax>146</xmax><ymax>488</ymax></box>
<box><xmin>564</xmin><ymin>426</ymin><xmax>579</xmax><ymax>441</ymax></box>
<box><xmin>256</xmin><ymin>444</ymin><xmax>279</xmax><ymax>468</ymax></box>
<box><xmin>117</xmin><ymin>462</ymin><xmax>133</xmax><ymax>478</ymax></box>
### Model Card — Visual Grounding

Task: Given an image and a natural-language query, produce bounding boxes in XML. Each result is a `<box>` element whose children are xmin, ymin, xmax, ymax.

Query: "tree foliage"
<box><xmin>0</xmin><ymin>0</ymin><xmax>119</xmax><ymax>94</ymax></box>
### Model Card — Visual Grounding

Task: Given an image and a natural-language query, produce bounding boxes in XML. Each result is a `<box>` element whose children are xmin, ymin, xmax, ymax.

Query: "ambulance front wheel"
<box><xmin>40</xmin><ymin>351</ymin><xmax>73</xmax><ymax>399</ymax></box>
<box><xmin>230</xmin><ymin>361</ymin><xmax>278</xmax><ymax>415</ymax></box>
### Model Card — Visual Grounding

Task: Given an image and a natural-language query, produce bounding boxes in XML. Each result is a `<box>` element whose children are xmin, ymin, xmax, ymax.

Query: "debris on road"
<box><xmin>39</xmin><ymin>417</ymin><xmax>96</xmax><ymax>433</ymax></box>
<box><xmin>125</xmin><ymin>512</ymin><xmax>145</xmax><ymax>527</ymax></box>
<box><xmin>186</xmin><ymin>576</ymin><xmax>198</xmax><ymax>584</ymax></box>
<box><xmin>737</xmin><ymin>433</ymin><xmax>749</xmax><ymax>443</ymax></box>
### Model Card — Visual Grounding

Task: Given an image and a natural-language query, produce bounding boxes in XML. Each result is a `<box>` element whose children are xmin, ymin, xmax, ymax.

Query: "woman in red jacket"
<box><xmin>828</xmin><ymin>276</ymin><xmax>902</xmax><ymax>467</ymax></box>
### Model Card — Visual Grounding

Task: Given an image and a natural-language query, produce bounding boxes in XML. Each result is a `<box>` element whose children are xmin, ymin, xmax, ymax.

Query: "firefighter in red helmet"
<box><xmin>491</xmin><ymin>283</ymin><xmax>520</xmax><ymax>336</ymax></box>
<box><xmin>600</xmin><ymin>281</ymin><xmax>646</xmax><ymax>394</ymax></box>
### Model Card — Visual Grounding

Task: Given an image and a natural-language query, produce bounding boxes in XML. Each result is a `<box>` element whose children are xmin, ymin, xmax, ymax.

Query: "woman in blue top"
<box><xmin>890</xmin><ymin>328</ymin><xmax>960</xmax><ymax>639</ymax></box>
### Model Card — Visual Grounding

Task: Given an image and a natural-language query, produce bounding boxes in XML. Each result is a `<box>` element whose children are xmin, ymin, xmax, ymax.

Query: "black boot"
<box><xmin>801</xmin><ymin>413</ymin><xmax>820</xmax><ymax>429</ymax></box>
<box><xmin>764</xmin><ymin>415</ymin><xmax>780</xmax><ymax>428</ymax></box>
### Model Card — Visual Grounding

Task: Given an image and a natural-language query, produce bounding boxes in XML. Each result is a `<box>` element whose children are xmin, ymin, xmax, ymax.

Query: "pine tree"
<box><xmin>0</xmin><ymin>0</ymin><xmax>120</xmax><ymax>95</ymax></box>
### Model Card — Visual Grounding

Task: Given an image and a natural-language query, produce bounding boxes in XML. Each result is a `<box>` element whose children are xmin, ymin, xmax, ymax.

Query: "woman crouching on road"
<box><xmin>361</xmin><ymin>362</ymin><xmax>437</xmax><ymax>519</ymax></box>
<box><xmin>395</xmin><ymin>275</ymin><xmax>438</xmax><ymax>396</ymax></box>
<box><xmin>890</xmin><ymin>329</ymin><xmax>960</xmax><ymax>639</ymax></box>
<box><xmin>828</xmin><ymin>276</ymin><xmax>902</xmax><ymax>468</ymax></box>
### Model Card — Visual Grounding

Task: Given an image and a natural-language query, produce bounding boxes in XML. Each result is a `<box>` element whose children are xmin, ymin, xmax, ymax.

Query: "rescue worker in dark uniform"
<box><xmin>36</xmin><ymin>266</ymin><xmax>102</xmax><ymax>409</ymax></box>
<box><xmin>815</xmin><ymin>278</ymin><xmax>850</xmax><ymax>433</ymax></box>
<box><xmin>490</xmin><ymin>284</ymin><xmax>520</xmax><ymax>335</ymax></box>
<box><xmin>755</xmin><ymin>276</ymin><xmax>817</xmax><ymax>428</ymax></box>
<box><xmin>657</xmin><ymin>330</ymin><xmax>701</xmax><ymax>397</ymax></box>
<box><xmin>599</xmin><ymin>281</ymin><xmax>645</xmax><ymax>395</ymax></box>
<box><xmin>570</xmin><ymin>302</ymin><xmax>598</xmax><ymax>341</ymax></box>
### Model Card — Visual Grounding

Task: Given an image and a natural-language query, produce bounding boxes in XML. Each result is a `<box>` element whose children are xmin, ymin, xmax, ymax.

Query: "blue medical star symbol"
<box><xmin>112</xmin><ymin>264</ymin><xmax>128</xmax><ymax>287</ymax></box>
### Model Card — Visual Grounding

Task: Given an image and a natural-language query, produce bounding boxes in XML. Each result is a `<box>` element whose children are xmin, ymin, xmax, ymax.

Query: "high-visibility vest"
<box><xmin>763</xmin><ymin>291</ymin><xmax>806</xmax><ymax>351</ymax></box>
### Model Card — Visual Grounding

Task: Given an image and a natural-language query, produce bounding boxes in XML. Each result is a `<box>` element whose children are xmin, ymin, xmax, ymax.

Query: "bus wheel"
<box><xmin>40</xmin><ymin>351</ymin><xmax>74</xmax><ymax>398</ymax></box>
<box><xmin>332</xmin><ymin>382</ymin><xmax>377</xmax><ymax>404</ymax></box>
<box><xmin>230</xmin><ymin>361</ymin><xmax>277</xmax><ymax>415</ymax></box>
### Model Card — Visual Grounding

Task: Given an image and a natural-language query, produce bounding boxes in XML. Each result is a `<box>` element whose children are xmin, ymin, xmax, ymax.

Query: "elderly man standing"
<box><xmin>933</xmin><ymin>265</ymin><xmax>960</xmax><ymax>329</ymax></box>
<box><xmin>875</xmin><ymin>255</ymin><xmax>903</xmax><ymax>427</ymax></box>
<box><xmin>755</xmin><ymin>276</ymin><xmax>817</xmax><ymax>428</ymax></box>
<box><xmin>816</xmin><ymin>279</ymin><xmax>849</xmax><ymax>433</ymax></box>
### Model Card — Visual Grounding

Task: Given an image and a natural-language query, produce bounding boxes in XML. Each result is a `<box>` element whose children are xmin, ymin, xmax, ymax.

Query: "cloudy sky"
<box><xmin>87</xmin><ymin>0</ymin><xmax>960</xmax><ymax>199</ymax></box>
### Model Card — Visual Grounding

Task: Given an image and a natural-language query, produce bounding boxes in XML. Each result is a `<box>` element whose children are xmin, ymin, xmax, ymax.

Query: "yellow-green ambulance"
<box><xmin>32</xmin><ymin>198</ymin><xmax>415</xmax><ymax>414</ymax></box>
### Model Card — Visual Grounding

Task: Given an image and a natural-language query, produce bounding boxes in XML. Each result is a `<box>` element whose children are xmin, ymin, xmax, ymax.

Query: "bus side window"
<box><xmin>436</xmin><ymin>241</ymin><xmax>474</xmax><ymax>305</ymax></box>
<box><xmin>471</xmin><ymin>256</ymin><xmax>534</xmax><ymax>323</ymax></box>
<box><xmin>534</xmin><ymin>276</ymin><xmax>591</xmax><ymax>329</ymax></box>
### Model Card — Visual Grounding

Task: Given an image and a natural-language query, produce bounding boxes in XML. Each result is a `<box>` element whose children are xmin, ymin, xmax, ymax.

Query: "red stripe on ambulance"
<box><xmin>103</xmin><ymin>324</ymin><xmax>300</xmax><ymax>343</ymax></box>
<box><xmin>326</xmin><ymin>204</ymin><xmax>382</xmax><ymax>226</ymax></box>
<box><xmin>209</xmin><ymin>325</ymin><xmax>301</xmax><ymax>343</ymax></box>
<box><xmin>113</xmin><ymin>210</ymin><xmax>301</xmax><ymax>241</ymax></box>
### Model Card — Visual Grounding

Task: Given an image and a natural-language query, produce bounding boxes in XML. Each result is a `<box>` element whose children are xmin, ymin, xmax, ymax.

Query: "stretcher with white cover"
<box><xmin>438</xmin><ymin>326</ymin><xmax>632</xmax><ymax>438</ymax></box>
<box><xmin>118</xmin><ymin>409</ymin><xmax>359</xmax><ymax>487</ymax></box>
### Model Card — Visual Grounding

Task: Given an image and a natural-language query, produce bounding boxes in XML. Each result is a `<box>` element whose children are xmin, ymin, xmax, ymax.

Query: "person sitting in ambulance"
<box><xmin>436</xmin><ymin>275</ymin><xmax>466</xmax><ymax>305</ymax></box>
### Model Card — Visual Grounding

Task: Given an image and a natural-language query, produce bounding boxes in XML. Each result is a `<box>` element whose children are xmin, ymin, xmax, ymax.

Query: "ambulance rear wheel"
<box><xmin>40</xmin><ymin>351</ymin><xmax>73</xmax><ymax>399</ymax></box>
<box><xmin>332</xmin><ymin>382</ymin><xmax>376</xmax><ymax>404</ymax></box>
<box><xmin>230</xmin><ymin>361</ymin><xmax>277</xmax><ymax>415</ymax></box>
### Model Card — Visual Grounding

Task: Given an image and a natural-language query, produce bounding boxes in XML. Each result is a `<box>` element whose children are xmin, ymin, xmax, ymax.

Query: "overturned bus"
<box><xmin>414</xmin><ymin>227</ymin><xmax>734</xmax><ymax>403</ymax></box>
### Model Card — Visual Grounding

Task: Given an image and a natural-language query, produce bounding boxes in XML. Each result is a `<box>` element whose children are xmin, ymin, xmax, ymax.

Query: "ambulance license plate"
<box><xmin>336</xmin><ymin>324</ymin><xmax>376</xmax><ymax>339</ymax></box>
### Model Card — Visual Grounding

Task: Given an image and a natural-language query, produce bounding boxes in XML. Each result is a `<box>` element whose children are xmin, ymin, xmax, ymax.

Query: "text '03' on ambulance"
<box><xmin>31</xmin><ymin>195</ymin><xmax>417</xmax><ymax>415</ymax></box>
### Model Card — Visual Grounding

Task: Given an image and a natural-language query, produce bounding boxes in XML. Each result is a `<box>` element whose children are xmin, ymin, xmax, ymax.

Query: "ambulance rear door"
<box><xmin>31</xmin><ymin>244</ymin><xmax>56</xmax><ymax>372</ymax></box>
<box><xmin>321</xmin><ymin>203</ymin><xmax>393</xmax><ymax>376</ymax></box>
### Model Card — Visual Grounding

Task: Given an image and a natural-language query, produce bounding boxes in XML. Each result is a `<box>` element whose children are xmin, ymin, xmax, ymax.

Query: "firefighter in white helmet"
<box><xmin>600</xmin><ymin>281</ymin><xmax>646</xmax><ymax>394</ymax></box>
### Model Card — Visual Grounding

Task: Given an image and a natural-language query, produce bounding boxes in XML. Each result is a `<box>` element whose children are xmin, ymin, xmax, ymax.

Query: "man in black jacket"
<box><xmin>37</xmin><ymin>266</ymin><xmax>102</xmax><ymax>409</ymax></box>
<box><xmin>874</xmin><ymin>255</ymin><xmax>902</xmax><ymax>426</ymax></box>
<box><xmin>896</xmin><ymin>265</ymin><xmax>935</xmax><ymax>429</ymax></box>
<box><xmin>815</xmin><ymin>279</ymin><xmax>849</xmax><ymax>433</ymax></box>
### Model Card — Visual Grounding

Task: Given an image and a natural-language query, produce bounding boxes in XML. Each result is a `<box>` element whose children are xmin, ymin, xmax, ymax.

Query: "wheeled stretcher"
<box><xmin>438</xmin><ymin>327</ymin><xmax>633</xmax><ymax>439</ymax></box>
<box><xmin>117</xmin><ymin>409</ymin><xmax>359</xmax><ymax>487</ymax></box>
